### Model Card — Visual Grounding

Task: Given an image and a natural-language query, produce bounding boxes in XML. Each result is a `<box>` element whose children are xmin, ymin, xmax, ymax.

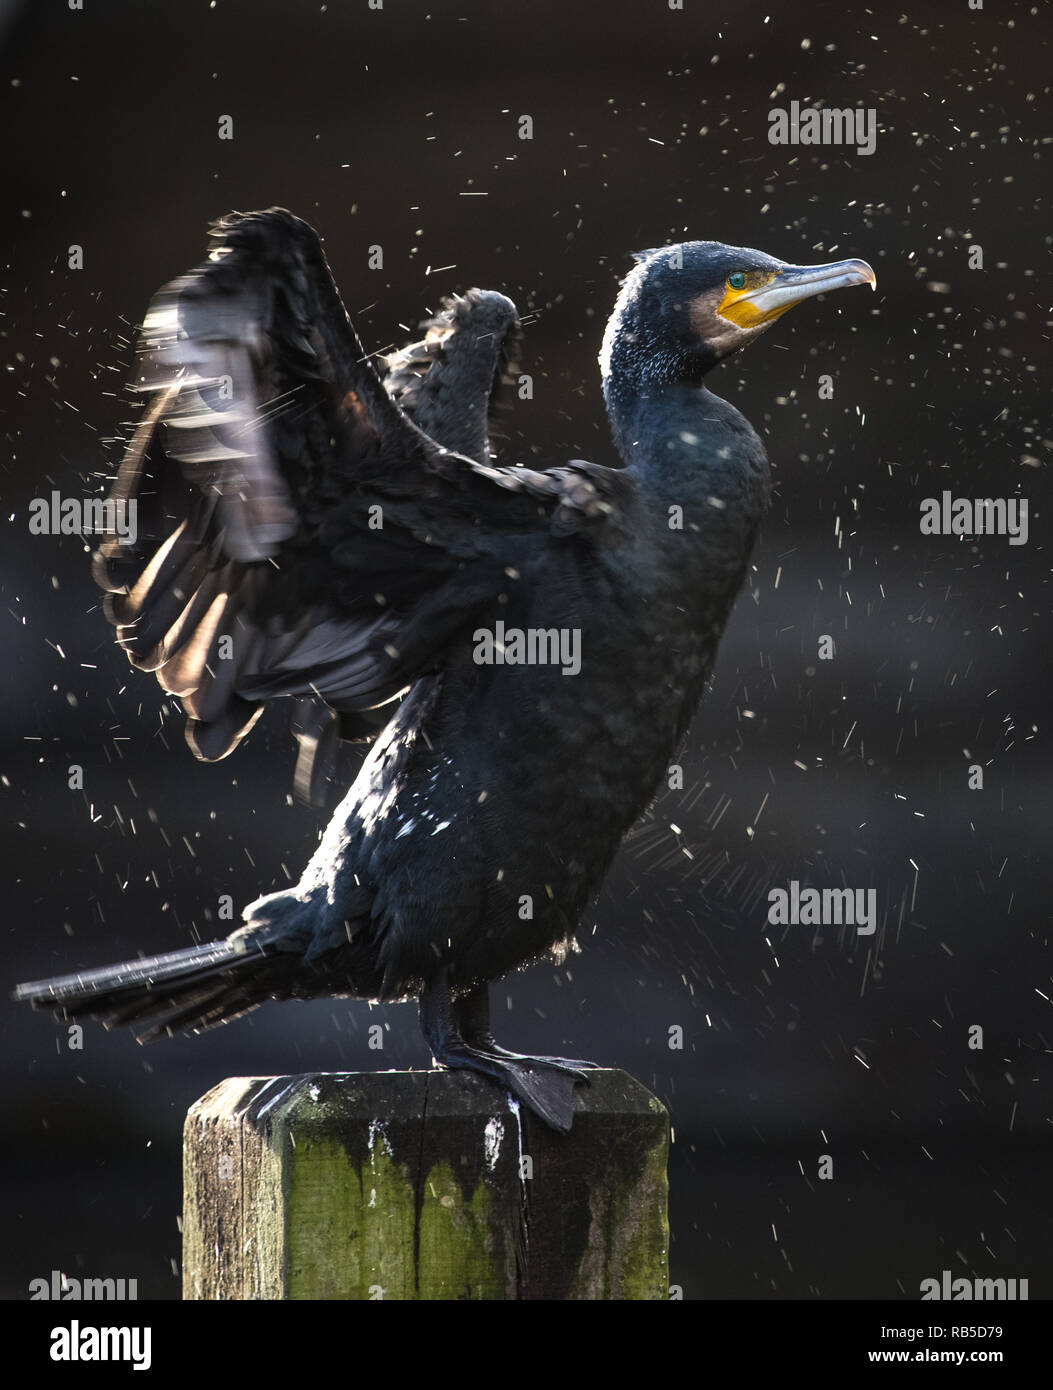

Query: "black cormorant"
<box><xmin>15</xmin><ymin>210</ymin><xmax>875</xmax><ymax>1131</ymax></box>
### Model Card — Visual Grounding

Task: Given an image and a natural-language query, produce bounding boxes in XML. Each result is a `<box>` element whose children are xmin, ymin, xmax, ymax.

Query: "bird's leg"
<box><xmin>419</xmin><ymin>972</ymin><xmax>589</xmax><ymax>1134</ymax></box>
<box><xmin>454</xmin><ymin>982</ymin><xmax>597</xmax><ymax>1071</ymax></box>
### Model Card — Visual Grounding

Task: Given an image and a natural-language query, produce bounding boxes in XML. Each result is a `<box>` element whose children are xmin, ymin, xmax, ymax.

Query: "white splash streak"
<box><xmin>368</xmin><ymin>1119</ymin><xmax>393</xmax><ymax>1157</ymax></box>
<box><xmin>483</xmin><ymin>1116</ymin><xmax>504</xmax><ymax>1171</ymax></box>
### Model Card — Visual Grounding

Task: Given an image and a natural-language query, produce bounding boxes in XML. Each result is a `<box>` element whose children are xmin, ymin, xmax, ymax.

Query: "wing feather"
<box><xmin>93</xmin><ymin>208</ymin><xmax>629</xmax><ymax>778</ymax></box>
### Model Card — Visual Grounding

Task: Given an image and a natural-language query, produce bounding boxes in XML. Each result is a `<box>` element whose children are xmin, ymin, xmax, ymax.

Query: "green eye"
<box><xmin>727</xmin><ymin>272</ymin><xmax>747</xmax><ymax>291</ymax></box>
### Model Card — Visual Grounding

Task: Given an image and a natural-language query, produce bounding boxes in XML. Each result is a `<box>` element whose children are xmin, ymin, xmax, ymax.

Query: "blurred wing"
<box><xmin>93</xmin><ymin>208</ymin><xmax>626</xmax><ymax>771</ymax></box>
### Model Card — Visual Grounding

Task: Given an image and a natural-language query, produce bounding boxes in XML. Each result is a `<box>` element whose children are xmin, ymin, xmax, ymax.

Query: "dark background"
<box><xmin>1</xmin><ymin>0</ymin><xmax>1049</xmax><ymax>1301</ymax></box>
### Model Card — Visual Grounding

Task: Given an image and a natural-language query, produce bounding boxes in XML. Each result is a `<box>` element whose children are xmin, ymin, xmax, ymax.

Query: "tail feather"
<box><xmin>14</xmin><ymin>942</ymin><xmax>239</xmax><ymax>1003</ymax></box>
<box><xmin>13</xmin><ymin>940</ymin><xmax>291</xmax><ymax>1041</ymax></box>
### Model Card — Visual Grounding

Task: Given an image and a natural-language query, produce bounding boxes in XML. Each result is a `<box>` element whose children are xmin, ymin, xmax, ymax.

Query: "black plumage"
<box><xmin>381</xmin><ymin>287</ymin><xmax>522</xmax><ymax>463</ymax></box>
<box><xmin>15</xmin><ymin>209</ymin><xmax>875</xmax><ymax>1130</ymax></box>
<box><xmin>293</xmin><ymin>286</ymin><xmax>523</xmax><ymax>803</ymax></box>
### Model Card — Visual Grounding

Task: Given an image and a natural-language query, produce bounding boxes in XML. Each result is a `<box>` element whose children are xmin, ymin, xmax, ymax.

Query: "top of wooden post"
<box><xmin>183</xmin><ymin>1069</ymin><xmax>669</xmax><ymax>1300</ymax></box>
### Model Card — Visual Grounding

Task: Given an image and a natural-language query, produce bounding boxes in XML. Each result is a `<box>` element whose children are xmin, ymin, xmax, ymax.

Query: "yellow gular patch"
<box><xmin>716</xmin><ymin>269</ymin><xmax>783</xmax><ymax>328</ymax></box>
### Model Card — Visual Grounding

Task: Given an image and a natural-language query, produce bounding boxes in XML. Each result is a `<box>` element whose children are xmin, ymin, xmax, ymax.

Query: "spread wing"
<box><xmin>282</xmin><ymin>288</ymin><xmax>522</xmax><ymax>803</ymax></box>
<box><xmin>381</xmin><ymin>288</ymin><xmax>522</xmax><ymax>464</ymax></box>
<box><xmin>92</xmin><ymin>208</ymin><xmax>627</xmax><ymax>775</ymax></box>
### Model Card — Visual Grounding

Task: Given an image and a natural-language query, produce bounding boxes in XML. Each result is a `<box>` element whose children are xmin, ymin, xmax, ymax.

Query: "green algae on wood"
<box><xmin>183</xmin><ymin>1069</ymin><xmax>669</xmax><ymax>1300</ymax></box>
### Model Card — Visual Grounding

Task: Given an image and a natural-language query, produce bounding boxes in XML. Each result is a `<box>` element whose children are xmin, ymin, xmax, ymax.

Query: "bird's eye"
<box><xmin>727</xmin><ymin>272</ymin><xmax>747</xmax><ymax>291</ymax></box>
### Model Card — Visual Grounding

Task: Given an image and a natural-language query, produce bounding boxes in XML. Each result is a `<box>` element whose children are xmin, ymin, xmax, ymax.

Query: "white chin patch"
<box><xmin>710</xmin><ymin>315</ymin><xmax>757</xmax><ymax>357</ymax></box>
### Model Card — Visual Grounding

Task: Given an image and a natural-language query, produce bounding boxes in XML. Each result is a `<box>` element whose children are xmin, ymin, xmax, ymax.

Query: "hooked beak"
<box><xmin>718</xmin><ymin>258</ymin><xmax>877</xmax><ymax>329</ymax></box>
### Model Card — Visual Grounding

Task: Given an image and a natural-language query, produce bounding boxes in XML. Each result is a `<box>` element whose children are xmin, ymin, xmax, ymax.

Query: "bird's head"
<box><xmin>600</xmin><ymin>240</ymin><xmax>876</xmax><ymax>394</ymax></box>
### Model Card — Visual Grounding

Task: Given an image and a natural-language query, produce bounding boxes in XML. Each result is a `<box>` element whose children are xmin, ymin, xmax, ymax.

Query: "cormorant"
<box><xmin>15</xmin><ymin>210</ymin><xmax>875</xmax><ymax>1131</ymax></box>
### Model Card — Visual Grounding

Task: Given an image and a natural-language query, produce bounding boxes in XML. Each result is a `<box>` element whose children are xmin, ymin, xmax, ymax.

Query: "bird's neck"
<box><xmin>601</xmin><ymin>315</ymin><xmax>714</xmax><ymax>465</ymax></box>
<box><xmin>604</xmin><ymin>367</ymin><xmax>759</xmax><ymax>499</ymax></box>
<box><xmin>601</xmin><ymin>326</ymin><xmax>771</xmax><ymax>580</ymax></box>
<box><xmin>601</xmin><ymin>312</ymin><xmax>750</xmax><ymax>489</ymax></box>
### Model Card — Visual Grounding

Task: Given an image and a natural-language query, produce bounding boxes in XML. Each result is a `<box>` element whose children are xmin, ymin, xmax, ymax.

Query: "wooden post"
<box><xmin>182</xmin><ymin>1069</ymin><xmax>669</xmax><ymax>1300</ymax></box>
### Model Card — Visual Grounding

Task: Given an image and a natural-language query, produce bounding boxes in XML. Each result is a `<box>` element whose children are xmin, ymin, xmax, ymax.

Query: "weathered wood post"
<box><xmin>182</xmin><ymin>1069</ymin><xmax>669</xmax><ymax>1299</ymax></box>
